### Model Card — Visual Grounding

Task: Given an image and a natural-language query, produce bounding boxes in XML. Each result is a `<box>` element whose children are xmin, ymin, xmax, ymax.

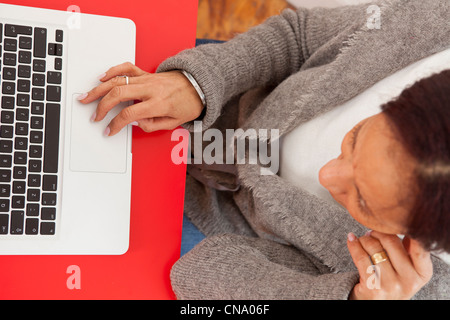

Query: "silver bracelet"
<box><xmin>180</xmin><ymin>70</ymin><xmax>207</xmax><ymax>108</ymax></box>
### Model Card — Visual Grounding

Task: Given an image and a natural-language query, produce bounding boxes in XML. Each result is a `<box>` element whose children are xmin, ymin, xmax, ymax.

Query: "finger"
<box><xmin>347</xmin><ymin>233</ymin><xmax>373</xmax><ymax>283</ymax></box>
<box><xmin>369</xmin><ymin>231</ymin><xmax>412</xmax><ymax>274</ymax></box>
<box><xmin>105</xmin><ymin>101</ymin><xmax>168</xmax><ymax>136</ymax></box>
<box><xmin>99</xmin><ymin>62</ymin><xmax>146</xmax><ymax>82</ymax></box>
<box><xmin>94</xmin><ymin>84</ymin><xmax>147</xmax><ymax>122</ymax></box>
<box><xmin>137</xmin><ymin>117</ymin><xmax>181</xmax><ymax>133</ymax></box>
<box><xmin>80</xmin><ymin>75</ymin><xmax>138</xmax><ymax>104</ymax></box>
<box><xmin>404</xmin><ymin>237</ymin><xmax>433</xmax><ymax>282</ymax></box>
<box><xmin>358</xmin><ymin>234</ymin><xmax>396</xmax><ymax>275</ymax></box>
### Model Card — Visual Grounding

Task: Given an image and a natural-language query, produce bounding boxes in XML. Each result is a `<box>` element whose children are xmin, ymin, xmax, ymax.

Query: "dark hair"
<box><xmin>381</xmin><ymin>69</ymin><xmax>450</xmax><ymax>253</ymax></box>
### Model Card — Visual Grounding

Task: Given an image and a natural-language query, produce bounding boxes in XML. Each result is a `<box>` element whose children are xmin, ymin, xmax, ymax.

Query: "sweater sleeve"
<box><xmin>170</xmin><ymin>234</ymin><xmax>359</xmax><ymax>300</ymax></box>
<box><xmin>156</xmin><ymin>4</ymin><xmax>370</xmax><ymax>130</ymax></box>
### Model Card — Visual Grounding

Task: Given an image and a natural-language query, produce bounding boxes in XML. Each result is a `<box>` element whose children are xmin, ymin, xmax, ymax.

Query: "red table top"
<box><xmin>0</xmin><ymin>0</ymin><xmax>196</xmax><ymax>299</ymax></box>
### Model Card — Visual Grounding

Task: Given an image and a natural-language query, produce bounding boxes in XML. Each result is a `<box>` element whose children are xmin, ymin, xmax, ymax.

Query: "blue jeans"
<box><xmin>180</xmin><ymin>216</ymin><xmax>205</xmax><ymax>256</ymax></box>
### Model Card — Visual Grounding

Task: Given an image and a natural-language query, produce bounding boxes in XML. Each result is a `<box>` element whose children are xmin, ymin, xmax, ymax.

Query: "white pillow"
<box><xmin>279</xmin><ymin>49</ymin><xmax>450</xmax><ymax>265</ymax></box>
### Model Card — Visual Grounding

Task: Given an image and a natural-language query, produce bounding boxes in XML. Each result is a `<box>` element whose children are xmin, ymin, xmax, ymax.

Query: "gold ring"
<box><xmin>371</xmin><ymin>251</ymin><xmax>389</xmax><ymax>265</ymax></box>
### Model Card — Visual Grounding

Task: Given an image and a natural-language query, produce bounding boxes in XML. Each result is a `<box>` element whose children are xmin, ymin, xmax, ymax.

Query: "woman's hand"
<box><xmin>78</xmin><ymin>62</ymin><xmax>204</xmax><ymax>136</ymax></box>
<box><xmin>347</xmin><ymin>231</ymin><xmax>433</xmax><ymax>300</ymax></box>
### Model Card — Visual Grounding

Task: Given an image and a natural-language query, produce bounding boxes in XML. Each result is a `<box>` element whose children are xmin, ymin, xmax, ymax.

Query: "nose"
<box><xmin>319</xmin><ymin>156</ymin><xmax>353</xmax><ymax>196</ymax></box>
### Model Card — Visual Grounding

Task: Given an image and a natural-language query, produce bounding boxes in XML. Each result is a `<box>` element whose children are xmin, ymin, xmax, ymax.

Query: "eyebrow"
<box><xmin>351</xmin><ymin>121</ymin><xmax>374</xmax><ymax>216</ymax></box>
<box><xmin>352</xmin><ymin>124</ymin><xmax>364</xmax><ymax>151</ymax></box>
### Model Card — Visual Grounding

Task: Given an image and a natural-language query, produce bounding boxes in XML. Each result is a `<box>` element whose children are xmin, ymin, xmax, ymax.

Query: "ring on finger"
<box><xmin>371</xmin><ymin>251</ymin><xmax>389</xmax><ymax>265</ymax></box>
<box><xmin>117</xmin><ymin>75</ymin><xmax>129</xmax><ymax>85</ymax></box>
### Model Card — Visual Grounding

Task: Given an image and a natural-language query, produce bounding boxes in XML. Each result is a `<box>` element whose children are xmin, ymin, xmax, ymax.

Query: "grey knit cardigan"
<box><xmin>157</xmin><ymin>0</ymin><xmax>450</xmax><ymax>299</ymax></box>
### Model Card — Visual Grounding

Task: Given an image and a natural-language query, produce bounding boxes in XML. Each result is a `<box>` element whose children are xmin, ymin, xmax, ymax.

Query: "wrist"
<box><xmin>179</xmin><ymin>70</ymin><xmax>206</xmax><ymax>109</ymax></box>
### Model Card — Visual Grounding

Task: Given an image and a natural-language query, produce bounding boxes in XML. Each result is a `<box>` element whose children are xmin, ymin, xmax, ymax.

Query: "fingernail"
<box><xmin>97</xmin><ymin>72</ymin><xmax>106</xmax><ymax>81</ymax></box>
<box><xmin>90</xmin><ymin>112</ymin><xmax>97</xmax><ymax>122</ymax></box>
<box><xmin>77</xmin><ymin>92</ymin><xmax>88</xmax><ymax>100</ymax></box>
<box><xmin>104</xmin><ymin>126</ymin><xmax>111</xmax><ymax>137</ymax></box>
<box><xmin>130</xmin><ymin>121</ymin><xmax>139</xmax><ymax>126</ymax></box>
<box><xmin>348</xmin><ymin>232</ymin><xmax>357</xmax><ymax>242</ymax></box>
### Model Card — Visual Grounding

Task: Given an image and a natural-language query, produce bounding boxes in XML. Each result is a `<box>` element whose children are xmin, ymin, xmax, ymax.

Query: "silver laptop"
<box><xmin>0</xmin><ymin>3</ymin><xmax>135</xmax><ymax>254</ymax></box>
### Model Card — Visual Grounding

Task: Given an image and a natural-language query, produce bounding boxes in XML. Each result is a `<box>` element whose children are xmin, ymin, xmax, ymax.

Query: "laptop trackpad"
<box><xmin>70</xmin><ymin>94</ymin><xmax>128</xmax><ymax>173</ymax></box>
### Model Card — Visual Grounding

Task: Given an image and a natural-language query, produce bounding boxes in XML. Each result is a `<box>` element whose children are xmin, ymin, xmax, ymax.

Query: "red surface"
<box><xmin>0</xmin><ymin>0</ymin><xmax>196</xmax><ymax>299</ymax></box>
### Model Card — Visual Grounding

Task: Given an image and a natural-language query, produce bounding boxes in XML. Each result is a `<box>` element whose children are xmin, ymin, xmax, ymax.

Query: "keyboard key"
<box><xmin>0</xmin><ymin>214</ymin><xmax>8</xmax><ymax>234</ymax></box>
<box><xmin>32</xmin><ymin>59</ymin><xmax>46</xmax><ymax>72</ymax></box>
<box><xmin>43</xmin><ymin>175</ymin><xmax>57</xmax><ymax>191</ymax></box>
<box><xmin>40</xmin><ymin>221</ymin><xmax>55</xmax><ymax>235</ymax></box>
<box><xmin>0</xmin><ymin>140</ymin><xmax>13</xmax><ymax>153</ymax></box>
<box><xmin>41</xmin><ymin>207</ymin><xmax>55</xmax><ymax>220</ymax></box>
<box><xmin>48</xmin><ymin>43</ymin><xmax>56</xmax><ymax>55</ymax></box>
<box><xmin>55</xmin><ymin>30</ymin><xmax>63</xmax><ymax>42</ymax></box>
<box><xmin>33</xmin><ymin>27</ymin><xmax>47</xmax><ymax>58</ymax></box>
<box><xmin>15</xmin><ymin>137</ymin><xmax>28</xmax><ymax>150</ymax></box>
<box><xmin>28</xmin><ymin>160</ymin><xmax>42</xmax><ymax>173</ymax></box>
<box><xmin>13</xmin><ymin>166</ymin><xmax>26</xmax><ymax>179</ymax></box>
<box><xmin>25</xmin><ymin>218</ymin><xmax>39</xmax><ymax>234</ymax></box>
<box><xmin>17</xmin><ymin>79</ymin><xmax>31</xmax><ymax>92</ymax></box>
<box><xmin>46</xmin><ymin>86</ymin><xmax>61</xmax><ymax>102</ymax></box>
<box><xmin>26</xmin><ymin>203</ymin><xmax>40</xmax><ymax>216</ymax></box>
<box><xmin>18</xmin><ymin>50</ymin><xmax>32</xmax><ymax>64</ymax></box>
<box><xmin>0</xmin><ymin>199</ymin><xmax>9</xmax><ymax>212</ymax></box>
<box><xmin>54</xmin><ymin>58</ymin><xmax>62</xmax><ymax>70</ymax></box>
<box><xmin>0</xmin><ymin>184</ymin><xmax>10</xmax><ymax>197</ymax></box>
<box><xmin>27</xmin><ymin>189</ymin><xmax>40</xmax><ymax>202</ymax></box>
<box><xmin>47</xmin><ymin>71</ymin><xmax>61</xmax><ymax>84</ymax></box>
<box><xmin>1</xmin><ymin>96</ymin><xmax>15</xmax><ymax>109</ymax></box>
<box><xmin>30</xmin><ymin>131</ymin><xmax>43</xmax><ymax>144</ymax></box>
<box><xmin>1</xmin><ymin>111</ymin><xmax>14</xmax><ymax>124</ymax></box>
<box><xmin>28</xmin><ymin>174</ymin><xmax>41</xmax><ymax>187</ymax></box>
<box><xmin>18</xmin><ymin>65</ymin><xmax>31</xmax><ymax>78</ymax></box>
<box><xmin>15</xmin><ymin>123</ymin><xmax>29</xmax><ymax>136</ymax></box>
<box><xmin>32</xmin><ymin>88</ymin><xmax>45</xmax><ymax>101</ymax></box>
<box><xmin>13</xmin><ymin>151</ymin><xmax>27</xmax><ymax>165</ymax></box>
<box><xmin>3</xmin><ymin>52</ymin><xmax>16</xmax><ymax>66</ymax></box>
<box><xmin>55</xmin><ymin>44</ymin><xmax>63</xmax><ymax>56</ymax></box>
<box><xmin>16</xmin><ymin>108</ymin><xmax>29</xmax><ymax>121</ymax></box>
<box><xmin>17</xmin><ymin>94</ymin><xmax>30</xmax><ymax>107</ymax></box>
<box><xmin>19</xmin><ymin>36</ymin><xmax>32</xmax><ymax>50</ymax></box>
<box><xmin>2</xmin><ymin>81</ymin><xmax>15</xmax><ymax>94</ymax></box>
<box><xmin>0</xmin><ymin>154</ymin><xmax>12</xmax><ymax>167</ymax></box>
<box><xmin>43</xmin><ymin>104</ymin><xmax>60</xmax><ymax>173</ymax></box>
<box><xmin>0</xmin><ymin>169</ymin><xmax>11</xmax><ymax>182</ymax></box>
<box><xmin>31</xmin><ymin>102</ymin><xmax>44</xmax><ymax>115</ymax></box>
<box><xmin>29</xmin><ymin>145</ymin><xmax>42</xmax><ymax>158</ymax></box>
<box><xmin>32</xmin><ymin>73</ymin><xmax>46</xmax><ymax>86</ymax></box>
<box><xmin>42</xmin><ymin>193</ymin><xmax>56</xmax><ymax>206</ymax></box>
<box><xmin>10</xmin><ymin>211</ymin><xmax>24</xmax><ymax>234</ymax></box>
<box><xmin>4</xmin><ymin>38</ymin><xmax>17</xmax><ymax>52</ymax></box>
<box><xmin>31</xmin><ymin>117</ymin><xmax>44</xmax><ymax>129</ymax></box>
<box><xmin>12</xmin><ymin>180</ymin><xmax>25</xmax><ymax>194</ymax></box>
<box><xmin>0</xmin><ymin>126</ymin><xmax>13</xmax><ymax>139</ymax></box>
<box><xmin>11</xmin><ymin>196</ymin><xmax>25</xmax><ymax>209</ymax></box>
<box><xmin>2</xmin><ymin>67</ymin><xmax>16</xmax><ymax>80</ymax></box>
<box><xmin>4</xmin><ymin>39</ymin><xmax>17</xmax><ymax>54</ymax></box>
<box><xmin>5</xmin><ymin>24</ymin><xmax>32</xmax><ymax>37</ymax></box>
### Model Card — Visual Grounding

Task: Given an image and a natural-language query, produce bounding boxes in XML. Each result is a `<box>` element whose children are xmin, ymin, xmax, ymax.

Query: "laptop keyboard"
<box><xmin>0</xmin><ymin>23</ymin><xmax>62</xmax><ymax>236</ymax></box>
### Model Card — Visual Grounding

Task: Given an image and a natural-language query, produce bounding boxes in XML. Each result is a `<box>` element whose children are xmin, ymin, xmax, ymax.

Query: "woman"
<box><xmin>79</xmin><ymin>0</ymin><xmax>449</xmax><ymax>299</ymax></box>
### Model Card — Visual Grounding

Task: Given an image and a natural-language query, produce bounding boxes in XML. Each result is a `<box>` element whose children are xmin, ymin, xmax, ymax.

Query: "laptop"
<box><xmin>0</xmin><ymin>3</ymin><xmax>136</xmax><ymax>254</ymax></box>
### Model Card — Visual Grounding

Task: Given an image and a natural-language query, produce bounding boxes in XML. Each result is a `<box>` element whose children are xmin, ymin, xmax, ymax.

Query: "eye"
<box><xmin>356</xmin><ymin>197</ymin><xmax>366</xmax><ymax>212</ymax></box>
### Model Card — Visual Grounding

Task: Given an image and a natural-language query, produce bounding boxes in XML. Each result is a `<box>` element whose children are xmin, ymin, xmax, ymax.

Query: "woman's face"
<box><xmin>319</xmin><ymin>113</ymin><xmax>416</xmax><ymax>235</ymax></box>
